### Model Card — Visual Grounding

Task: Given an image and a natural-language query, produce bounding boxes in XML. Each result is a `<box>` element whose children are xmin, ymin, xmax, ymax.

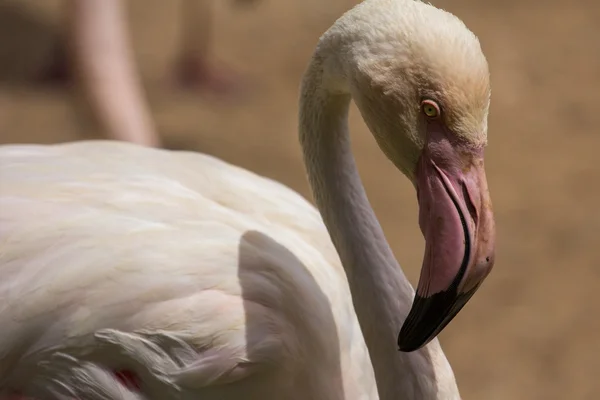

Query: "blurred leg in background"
<box><xmin>69</xmin><ymin>0</ymin><xmax>160</xmax><ymax>147</ymax></box>
<box><xmin>37</xmin><ymin>0</ymin><xmax>160</xmax><ymax>147</ymax></box>
<box><xmin>173</xmin><ymin>0</ymin><xmax>259</xmax><ymax>96</ymax></box>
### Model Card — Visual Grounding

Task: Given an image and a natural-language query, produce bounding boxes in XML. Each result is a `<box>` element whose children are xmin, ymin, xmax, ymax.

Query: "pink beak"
<box><xmin>398</xmin><ymin>127</ymin><xmax>496</xmax><ymax>352</ymax></box>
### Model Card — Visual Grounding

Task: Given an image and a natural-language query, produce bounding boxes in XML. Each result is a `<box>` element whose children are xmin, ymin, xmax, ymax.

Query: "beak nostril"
<box><xmin>461</xmin><ymin>182</ymin><xmax>478</xmax><ymax>225</ymax></box>
<box><xmin>485</xmin><ymin>256</ymin><xmax>490</xmax><ymax>262</ymax></box>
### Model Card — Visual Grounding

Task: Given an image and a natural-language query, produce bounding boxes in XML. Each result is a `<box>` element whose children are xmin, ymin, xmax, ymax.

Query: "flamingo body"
<box><xmin>0</xmin><ymin>141</ymin><xmax>376</xmax><ymax>399</ymax></box>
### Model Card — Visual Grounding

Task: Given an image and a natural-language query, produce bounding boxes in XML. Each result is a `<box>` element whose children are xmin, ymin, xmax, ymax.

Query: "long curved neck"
<box><xmin>67</xmin><ymin>0</ymin><xmax>160</xmax><ymax>147</ymax></box>
<box><xmin>299</xmin><ymin>56</ymin><xmax>448</xmax><ymax>399</ymax></box>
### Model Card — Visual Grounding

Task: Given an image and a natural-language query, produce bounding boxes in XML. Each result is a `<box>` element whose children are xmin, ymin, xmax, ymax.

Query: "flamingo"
<box><xmin>40</xmin><ymin>0</ymin><xmax>257</xmax><ymax>96</ymax></box>
<box><xmin>0</xmin><ymin>0</ymin><xmax>496</xmax><ymax>398</ymax></box>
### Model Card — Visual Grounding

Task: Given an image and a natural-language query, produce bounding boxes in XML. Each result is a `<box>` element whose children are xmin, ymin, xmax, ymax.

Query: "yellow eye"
<box><xmin>422</xmin><ymin>100</ymin><xmax>440</xmax><ymax>118</ymax></box>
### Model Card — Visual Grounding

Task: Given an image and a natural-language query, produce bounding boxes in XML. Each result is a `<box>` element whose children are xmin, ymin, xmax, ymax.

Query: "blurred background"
<box><xmin>0</xmin><ymin>0</ymin><xmax>598</xmax><ymax>399</ymax></box>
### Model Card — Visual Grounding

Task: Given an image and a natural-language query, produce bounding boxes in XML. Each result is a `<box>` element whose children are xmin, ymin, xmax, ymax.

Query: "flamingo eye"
<box><xmin>421</xmin><ymin>100</ymin><xmax>440</xmax><ymax>118</ymax></box>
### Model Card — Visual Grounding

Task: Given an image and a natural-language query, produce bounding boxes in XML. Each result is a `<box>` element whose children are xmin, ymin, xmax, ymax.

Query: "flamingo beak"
<box><xmin>397</xmin><ymin>130</ymin><xmax>496</xmax><ymax>352</ymax></box>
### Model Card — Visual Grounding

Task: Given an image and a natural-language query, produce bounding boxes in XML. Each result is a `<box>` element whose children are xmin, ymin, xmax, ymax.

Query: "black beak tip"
<box><xmin>397</xmin><ymin>337</ymin><xmax>423</xmax><ymax>353</ymax></box>
<box><xmin>397</xmin><ymin>289</ymin><xmax>469</xmax><ymax>353</ymax></box>
<box><xmin>397</xmin><ymin>293</ymin><xmax>438</xmax><ymax>353</ymax></box>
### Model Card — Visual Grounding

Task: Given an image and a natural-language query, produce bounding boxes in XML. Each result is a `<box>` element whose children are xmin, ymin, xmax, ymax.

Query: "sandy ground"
<box><xmin>0</xmin><ymin>0</ymin><xmax>599</xmax><ymax>399</ymax></box>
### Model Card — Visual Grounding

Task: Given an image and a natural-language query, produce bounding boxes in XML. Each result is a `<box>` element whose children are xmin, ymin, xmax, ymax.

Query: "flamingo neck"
<box><xmin>298</xmin><ymin>56</ymin><xmax>440</xmax><ymax>399</ymax></box>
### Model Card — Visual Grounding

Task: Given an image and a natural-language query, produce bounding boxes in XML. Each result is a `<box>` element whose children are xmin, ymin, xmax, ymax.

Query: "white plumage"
<box><xmin>0</xmin><ymin>142</ymin><xmax>371</xmax><ymax>399</ymax></box>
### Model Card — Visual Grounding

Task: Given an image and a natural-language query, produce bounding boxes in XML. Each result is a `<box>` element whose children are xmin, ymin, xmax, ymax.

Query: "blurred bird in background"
<box><xmin>31</xmin><ymin>0</ymin><xmax>260</xmax><ymax>147</ymax></box>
